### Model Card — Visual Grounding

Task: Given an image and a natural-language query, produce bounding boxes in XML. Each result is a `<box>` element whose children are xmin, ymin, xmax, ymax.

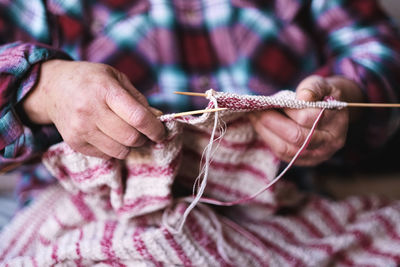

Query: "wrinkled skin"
<box><xmin>22</xmin><ymin>60</ymin><xmax>165</xmax><ymax>159</ymax></box>
<box><xmin>249</xmin><ymin>75</ymin><xmax>364</xmax><ymax>166</ymax></box>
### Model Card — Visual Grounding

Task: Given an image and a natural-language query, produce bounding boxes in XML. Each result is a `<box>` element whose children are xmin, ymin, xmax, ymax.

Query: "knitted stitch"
<box><xmin>1</xmin><ymin>91</ymin><xmax>400</xmax><ymax>267</ymax></box>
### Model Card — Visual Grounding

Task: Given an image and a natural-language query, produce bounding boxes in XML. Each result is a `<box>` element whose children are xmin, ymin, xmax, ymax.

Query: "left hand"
<box><xmin>249</xmin><ymin>75</ymin><xmax>363</xmax><ymax>166</ymax></box>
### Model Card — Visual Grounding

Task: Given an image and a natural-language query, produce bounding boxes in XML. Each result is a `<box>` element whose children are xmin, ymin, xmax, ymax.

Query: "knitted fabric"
<box><xmin>1</xmin><ymin>91</ymin><xmax>400</xmax><ymax>266</ymax></box>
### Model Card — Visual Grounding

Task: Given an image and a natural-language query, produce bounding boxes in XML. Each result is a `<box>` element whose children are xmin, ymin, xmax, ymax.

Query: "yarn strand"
<box><xmin>164</xmin><ymin>90</ymin><xmax>223</xmax><ymax>233</ymax></box>
<box><xmin>197</xmin><ymin>107</ymin><xmax>326</xmax><ymax>206</ymax></box>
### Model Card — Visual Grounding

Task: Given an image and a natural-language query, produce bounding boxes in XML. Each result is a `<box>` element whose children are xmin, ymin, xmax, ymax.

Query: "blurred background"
<box><xmin>315</xmin><ymin>1</ymin><xmax>400</xmax><ymax>200</ymax></box>
<box><xmin>380</xmin><ymin>0</ymin><xmax>400</xmax><ymax>23</ymax></box>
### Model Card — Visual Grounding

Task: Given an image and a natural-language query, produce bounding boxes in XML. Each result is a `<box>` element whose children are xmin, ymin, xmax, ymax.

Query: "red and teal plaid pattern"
<box><xmin>0</xmin><ymin>0</ymin><xmax>400</xmax><ymax>174</ymax></box>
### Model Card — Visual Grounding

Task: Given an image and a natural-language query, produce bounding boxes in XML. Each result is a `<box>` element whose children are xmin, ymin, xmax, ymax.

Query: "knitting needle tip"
<box><xmin>173</xmin><ymin>91</ymin><xmax>207</xmax><ymax>97</ymax></box>
<box><xmin>171</xmin><ymin>107</ymin><xmax>228</xmax><ymax>117</ymax></box>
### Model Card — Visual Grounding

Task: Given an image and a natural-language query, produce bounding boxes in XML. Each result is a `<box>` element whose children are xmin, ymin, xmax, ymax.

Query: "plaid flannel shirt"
<box><xmin>1</xmin><ymin>0</ymin><xmax>400</xmax><ymax>200</ymax></box>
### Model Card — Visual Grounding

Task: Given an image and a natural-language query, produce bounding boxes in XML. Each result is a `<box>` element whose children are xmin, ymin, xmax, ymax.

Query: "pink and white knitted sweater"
<box><xmin>1</xmin><ymin>91</ymin><xmax>400</xmax><ymax>267</ymax></box>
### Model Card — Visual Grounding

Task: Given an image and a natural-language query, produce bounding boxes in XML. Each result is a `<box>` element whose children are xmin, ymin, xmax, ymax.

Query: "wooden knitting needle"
<box><xmin>174</xmin><ymin>91</ymin><xmax>208</xmax><ymax>97</ymax></box>
<box><xmin>173</xmin><ymin>91</ymin><xmax>400</xmax><ymax>108</ymax></box>
<box><xmin>346</xmin><ymin>103</ymin><xmax>400</xmax><ymax>108</ymax></box>
<box><xmin>171</xmin><ymin>107</ymin><xmax>228</xmax><ymax>117</ymax></box>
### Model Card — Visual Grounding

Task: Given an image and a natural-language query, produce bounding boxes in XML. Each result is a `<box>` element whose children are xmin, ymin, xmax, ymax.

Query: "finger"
<box><xmin>118</xmin><ymin>74</ymin><xmax>164</xmax><ymax>117</ymax></box>
<box><xmin>285</xmin><ymin>75</ymin><xmax>333</xmax><ymax>127</ymax></box>
<box><xmin>72</xmin><ymin>143</ymin><xmax>111</xmax><ymax>160</ymax></box>
<box><xmin>86</xmin><ymin>130</ymin><xmax>131</xmax><ymax>159</ymax></box>
<box><xmin>118</xmin><ymin>72</ymin><xmax>149</xmax><ymax>107</ymax></box>
<box><xmin>253</xmin><ymin>110</ymin><xmax>326</xmax><ymax>149</ymax></box>
<box><xmin>296</xmin><ymin>75</ymin><xmax>332</xmax><ymax>101</ymax></box>
<box><xmin>96</xmin><ymin>108</ymin><xmax>147</xmax><ymax>147</ymax></box>
<box><xmin>251</xmin><ymin>116</ymin><xmax>313</xmax><ymax>162</ymax></box>
<box><xmin>105</xmin><ymin>86</ymin><xmax>166</xmax><ymax>142</ymax></box>
<box><xmin>149</xmin><ymin>107</ymin><xmax>163</xmax><ymax>117</ymax></box>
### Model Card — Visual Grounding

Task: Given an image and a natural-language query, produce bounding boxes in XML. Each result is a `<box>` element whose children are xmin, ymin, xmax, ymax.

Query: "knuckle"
<box><xmin>105</xmin><ymin>87</ymin><xmax>122</xmax><ymax>103</ymax></box>
<box><xmin>114</xmin><ymin>147</ymin><xmax>130</xmax><ymax>159</ymax></box>
<box><xmin>119</xmin><ymin>72</ymin><xmax>129</xmax><ymax>82</ymax></box>
<box><xmin>82</xmin><ymin>129</ymin><xmax>97</xmax><ymax>141</ymax></box>
<box><xmin>288</xmin><ymin>126</ymin><xmax>304</xmax><ymax>146</ymax></box>
<box><xmin>101</xmin><ymin>64</ymin><xmax>118</xmax><ymax>76</ymax></box>
<box><xmin>65</xmin><ymin>138</ymin><xmax>80</xmax><ymax>151</ymax></box>
<box><xmin>276</xmin><ymin>143</ymin><xmax>291</xmax><ymax>159</ymax></box>
<box><xmin>73</xmin><ymin>99</ymin><xmax>93</xmax><ymax>117</ymax></box>
<box><xmin>124</xmin><ymin>131</ymin><xmax>142</xmax><ymax>146</ymax></box>
<box><xmin>333</xmin><ymin>137</ymin><xmax>346</xmax><ymax>151</ymax></box>
<box><xmin>296</xmin><ymin>112</ymin><xmax>311</xmax><ymax>127</ymax></box>
<box><xmin>71</xmin><ymin>119</ymin><xmax>89</xmax><ymax>135</ymax></box>
<box><xmin>129</xmin><ymin>107</ymin><xmax>147</xmax><ymax>128</ymax></box>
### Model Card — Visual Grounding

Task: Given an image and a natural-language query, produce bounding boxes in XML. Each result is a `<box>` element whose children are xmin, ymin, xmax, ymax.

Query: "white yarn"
<box><xmin>163</xmin><ymin>89</ymin><xmax>223</xmax><ymax>234</ymax></box>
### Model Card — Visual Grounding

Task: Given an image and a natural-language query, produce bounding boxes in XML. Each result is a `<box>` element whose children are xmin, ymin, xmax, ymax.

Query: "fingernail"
<box><xmin>248</xmin><ymin>113</ymin><xmax>259</xmax><ymax>122</ymax></box>
<box><xmin>149</xmin><ymin>107</ymin><xmax>163</xmax><ymax>117</ymax></box>
<box><xmin>298</xmin><ymin>89</ymin><xmax>318</xmax><ymax>101</ymax></box>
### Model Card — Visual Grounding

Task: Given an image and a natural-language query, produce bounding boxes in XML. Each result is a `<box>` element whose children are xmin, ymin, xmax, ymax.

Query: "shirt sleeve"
<box><xmin>0</xmin><ymin>5</ymin><xmax>71</xmax><ymax>169</ymax></box>
<box><xmin>302</xmin><ymin>0</ymin><xmax>400</xmax><ymax>158</ymax></box>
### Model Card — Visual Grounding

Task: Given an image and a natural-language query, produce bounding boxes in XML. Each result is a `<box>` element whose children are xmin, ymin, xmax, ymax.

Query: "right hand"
<box><xmin>22</xmin><ymin>60</ymin><xmax>166</xmax><ymax>159</ymax></box>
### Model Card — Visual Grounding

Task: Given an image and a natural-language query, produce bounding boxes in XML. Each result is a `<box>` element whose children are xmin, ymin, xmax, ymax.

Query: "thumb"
<box><xmin>296</xmin><ymin>75</ymin><xmax>331</xmax><ymax>102</ymax></box>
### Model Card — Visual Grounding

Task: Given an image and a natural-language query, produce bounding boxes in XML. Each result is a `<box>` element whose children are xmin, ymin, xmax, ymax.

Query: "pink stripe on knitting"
<box><xmin>75</xmin><ymin>229</ymin><xmax>84</xmax><ymax>267</ymax></box>
<box><xmin>186</xmin><ymin>214</ymin><xmax>232</xmax><ymax>267</ymax></box>
<box><xmin>375</xmin><ymin>214</ymin><xmax>400</xmax><ymax>243</ymax></box>
<box><xmin>221</xmin><ymin>219</ymin><xmax>268</xmax><ymax>266</ymax></box>
<box><xmin>258</xmin><ymin>237</ymin><xmax>306</xmax><ymax>266</ymax></box>
<box><xmin>292</xmin><ymin>216</ymin><xmax>324</xmax><ymax>239</ymax></box>
<box><xmin>70</xmin><ymin>193</ymin><xmax>95</xmax><ymax>222</ymax></box>
<box><xmin>16</xmin><ymin>216</ymin><xmax>48</xmax><ymax>257</ymax></box>
<box><xmin>1</xmin><ymin>210</ymin><xmax>44</xmax><ymax>258</ymax></box>
<box><xmin>53</xmin><ymin>214</ymin><xmax>74</xmax><ymax>230</ymax></box>
<box><xmin>44</xmin><ymin>145</ymin><xmax>76</xmax><ymax>158</ymax></box>
<box><xmin>126</xmin><ymin>153</ymin><xmax>180</xmax><ymax>177</ymax></box>
<box><xmin>336</xmin><ymin>253</ymin><xmax>367</xmax><ymax>267</ymax></box>
<box><xmin>348</xmin><ymin>230</ymin><xmax>400</xmax><ymax>264</ymax></box>
<box><xmin>184</xmin><ymin>148</ymin><xmax>268</xmax><ymax>180</ymax></box>
<box><xmin>51</xmin><ymin>244</ymin><xmax>59</xmax><ymax>263</ymax></box>
<box><xmin>162</xmin><ymin>229</ymin><xmax>193</xmax><ymax>267</ymax></box>
<box><xmin>177</xmin><ymin>175</ymin><xmax>273</xmax><ymax>207</ymax></box>
<box><xmin>2</xmin><ymin>190</ymin><xmax>59</xmax><ymax>259</ymax></box>
<box><xmin>101</xmin><ymin>221</ymin><xmax>125</xmax><ymax>267</ymax></box>
<box><xmin>260</xmin><ymin>220</ymin><xmax>333</xmax><ymax>254</ymax></box>
<box><xmin>186</xmin><ymin>129</ymin><xmax>267</xmax><ymax>150</ymax></box>
<box><xmin>186</xmin><ymin>127</ymin><xmax>270</xmax><ymax>151</ymax></box>
<box><xmin>366</xmin><ymin>248</ymin><xmax>400</xmax><ymax>263</ymax></box>
<box><xmin>68</xmin><ymin>161</ymin><xmax>115</xmax><ymax>182</ymax></box>
<box><xmin>33</xmin><ymin>257</ymin><xmax>39</xmax><ymax>267</ymax></box>
<box><xmin>38</xmin><ymin>235</ymin><xmax>51</xmax><ymax>246</ymax></box>
<box><xmin>343</xmin><ymin>200</ymin><xmax>357</xmax><ymax>224</ymax></box>
<box><xmin>132</xmin><ymin>226</ymin><xmax>162</xmax><ymax>267</ymax></box>
<box><xmin>177</xmin><ymin>175</ymin><xmax>272</xmax><ymax>206</ymax></box>
<box><xmin>118</xmin><ymin>195</ymin><xmax>170</xmax><ymax>213</ymax></box>
<box><xmin>312</xmin><ymin>199</ymin><xmax>344</xmax><ymax>234</ymax></box>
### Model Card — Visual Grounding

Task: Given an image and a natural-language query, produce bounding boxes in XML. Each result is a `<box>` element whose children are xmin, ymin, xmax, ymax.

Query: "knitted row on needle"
<box><xmin>212</xmin><ymin>89</ymin><xmax>347</xmax><ymax>111</ymax></box>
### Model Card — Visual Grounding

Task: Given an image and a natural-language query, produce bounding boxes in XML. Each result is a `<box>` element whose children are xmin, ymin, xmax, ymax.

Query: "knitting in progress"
<box><xmin>1</xmin><ymin>90</ymin><xmax>400</xmax><ymax>266</ymax></box>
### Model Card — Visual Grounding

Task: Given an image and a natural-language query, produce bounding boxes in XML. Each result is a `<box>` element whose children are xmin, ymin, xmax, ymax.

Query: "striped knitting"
<box><xmin>1</xmin><ymin>91</ymin><xmax>400</xmax><ymax>267</ymax></box>
<box><xmin>211</xmin><ymin>90</ymin><xmax>347</xmax><ymax>110</ymax></box>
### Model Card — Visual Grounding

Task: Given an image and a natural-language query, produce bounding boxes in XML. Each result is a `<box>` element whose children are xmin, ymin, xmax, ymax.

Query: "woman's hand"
<box><xmin>22</xmin><ymin>60</ymin><xmax>165</xmax><ymax>159</ymax></box>
<box><xmin>249</xmin><ymin>75</ymin><xmax>364</xmax><ymax>166</ymax></box>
